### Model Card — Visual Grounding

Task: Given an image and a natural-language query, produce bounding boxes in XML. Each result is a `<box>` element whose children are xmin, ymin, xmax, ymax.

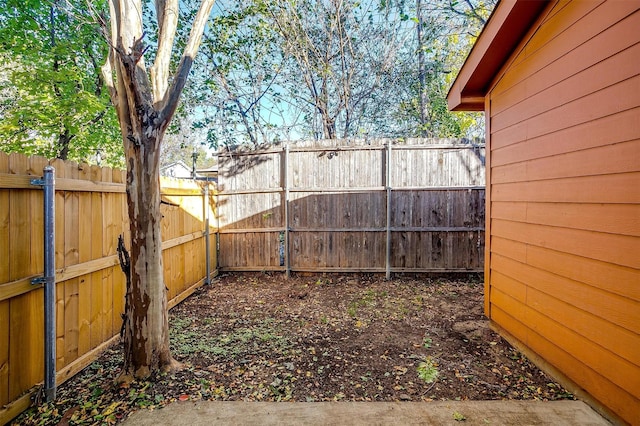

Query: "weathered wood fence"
<box><xmin>0</xmin><ymin>153</ymin><xmax>216</xmax><ymax>423</ymax></box>
<box><xmin>216</xmin><ymin>139</ymin><xmax>485</xmax><ymax>275</ymax></box>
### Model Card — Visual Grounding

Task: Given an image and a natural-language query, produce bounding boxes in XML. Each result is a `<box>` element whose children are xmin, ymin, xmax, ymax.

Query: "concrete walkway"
<box><xmin>123</xmin><ymin>400</ymin><xmax>609</xmax><ymax>425</ymax></box>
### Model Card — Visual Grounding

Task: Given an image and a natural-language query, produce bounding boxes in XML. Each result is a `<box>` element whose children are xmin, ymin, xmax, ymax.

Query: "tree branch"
<box><xmin>160</xmin><ymin>0</ymin><xmax>215</xmax><ymax>125</ymax></box>
<box><xmin>151</xmin><ymin>0</ymin><xmax>178</xmax><ymax>104</ymax></box>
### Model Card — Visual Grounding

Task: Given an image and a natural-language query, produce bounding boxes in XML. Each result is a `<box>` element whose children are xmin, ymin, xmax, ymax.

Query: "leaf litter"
<box><xmin>13</xmin><ymin>273</ymin><xmax>573</xmax><ymax>425</ymax></box>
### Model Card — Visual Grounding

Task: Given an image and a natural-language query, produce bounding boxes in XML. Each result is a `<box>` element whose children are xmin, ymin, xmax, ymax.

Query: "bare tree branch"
<box><xmin>160</xmin><ymin>0</ymin><xmax>215</xmax><ymax>125</ymax></box>
<box><xmin>151</xmin><ymin>0</ymin><xmax>178</xmax><ymax>104</ymax></box>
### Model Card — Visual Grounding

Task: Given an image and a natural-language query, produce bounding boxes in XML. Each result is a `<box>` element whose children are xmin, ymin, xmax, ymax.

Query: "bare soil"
<box><xmin>14</xmin><ymin>273</ymin><xmax>572</xmax><ymax>425</ymax></box>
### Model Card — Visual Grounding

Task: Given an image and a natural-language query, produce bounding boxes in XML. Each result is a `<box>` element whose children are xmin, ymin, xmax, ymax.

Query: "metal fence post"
<box><xmin>204</xmin><ymin>184</ymin><xmax>210</xmax><ymax>285</ymax></box>
<box><xmin>43</xmin><ymin>166</ymin><xmax>56</xmax><ymax>401</ymax></box>
<box><xmin>31</xmin><ymin>166</ymin><xmax>56</xmax><ymax>401</ymax></box>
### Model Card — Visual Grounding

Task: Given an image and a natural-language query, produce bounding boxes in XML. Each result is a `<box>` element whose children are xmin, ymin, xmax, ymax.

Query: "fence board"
<box><xmin>8</xmin><ymin>155</ymin><xmax>30</xmax><ymax>282</ymax></box>
<box><xmin>0</xmin><ymin>157</ymin><xmax>10</xmax><ymax>405</ymax></box>
<box><xmin>29</xmin><ymin>157</ymin><xmax>48</xmax><ymax>275</ymax></box>
<box><xmin>9</xmin><ymin>288</ymin><xmax>44</xmax><ymax>401</ymax></box>
<box><xmin>0</xmin><ymin>300</ymin><xmax>9</xmax><ymax>407</ymax></box>
<box><xmin>64</xmin><ymin>277</ymin><xmax>80</xmax><ymax>364</ymax></box>
<box><xmin>0</xmin><ymin>156</ymin><xmax>10</xmax><ymax>406</ymax></box>
<box><xmin>217</xmin><ymin>140</ymin><xmax>485</xmax><ymax>273</ymax></box>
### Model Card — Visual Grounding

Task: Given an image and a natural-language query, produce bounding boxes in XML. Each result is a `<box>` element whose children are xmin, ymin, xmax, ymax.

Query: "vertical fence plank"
<box><xmin>7</xmin><ymin>154</ymin><xmax>41</xmax><ymax>401</ymax></box>
<box><xmin>9</xmin><ymin>288</ymin><xmax>44</xmax><ymax>401</ymax></box>
<box><xmin>0</xmin><ymin>153</ymin><xmax>9</xmax><ymax>407</ymax></box>
<box><xmin>101</xmin><ymin>167</ymin><xmax>114</xmax><ymax>340</ymax></box>
<box><xmin>63</xmin><ymin>161</ymin><xmax>80</xmax><ymax>365</ymax></box>
<box><xmin>28</xmin><ymin>156</ymin><xmax>48</xmax><ymax>276</ymax></box>
<box><xmin>89</xmin><ymin>166</ymin><xmax>103</xmax><ymax>350</ymax></box>
<box><xmin>0</xmin><ymin>300</ymin><xmax>8</xmax><ymax>407</ymax></box>
<box><xmin>111</xmin><ymin>169</ymin><xmax>126</xmax><ymax>335</ymax></box>
<box><xmin>175</xmin><ymin>195</ymin><xmax>185</xmax><ymax>297</ymax></box>
<box><xmin>49</xmin><ymin>159</ymin><xmax>66</xmax><ymax>370</ymax></box>
<box><xmin>76</xmin><ymin>164</ymin><xmax>92</xmax><ymax>356</ymax></box>
<box><xmin>8</xmin><ymin>154</ymin><xmax>30</xmax><ymax>282</ymax></box>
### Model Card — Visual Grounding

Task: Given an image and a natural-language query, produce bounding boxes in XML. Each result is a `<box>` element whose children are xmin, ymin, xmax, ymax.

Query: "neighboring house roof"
<box><xmin>160</xmin><ymin>160</ymin><xmax>194</xmax><ymax>178</ymax></box>
<box><xmin>447</xmin><ymin>0</ymin><xmax>549</xmax><ymax>111</ymax></box>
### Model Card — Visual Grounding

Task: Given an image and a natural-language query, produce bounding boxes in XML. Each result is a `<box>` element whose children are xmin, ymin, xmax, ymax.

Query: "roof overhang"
<box><xmin>447</xmin><ymin>0</ymin><xmax>549</xmax><ymax>111</ymax></box>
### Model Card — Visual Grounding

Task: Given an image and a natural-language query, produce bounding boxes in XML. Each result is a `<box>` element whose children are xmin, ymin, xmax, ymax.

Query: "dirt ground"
<box><xmin>14</xmin><ymin>273</ymin><xmax>573</xmax><ymax>425</ymax></box>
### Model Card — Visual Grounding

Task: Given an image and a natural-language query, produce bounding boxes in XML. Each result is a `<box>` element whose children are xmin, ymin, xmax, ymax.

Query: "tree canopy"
<box><xmin>0</xmin><ymin>0</ymin><xmax>495</xmax><ymax>163</ymax></box>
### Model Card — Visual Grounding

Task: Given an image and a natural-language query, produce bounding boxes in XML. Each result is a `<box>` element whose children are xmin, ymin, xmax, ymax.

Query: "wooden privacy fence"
<box><xmin>0</xmin><ymin>153</ymin><xmax>216</xmax><ymax>423</ymax></box>
<box><xmin>216</xmin><ymin>139</ymin><xmax>485</xmax><ymax>275</ymax></box>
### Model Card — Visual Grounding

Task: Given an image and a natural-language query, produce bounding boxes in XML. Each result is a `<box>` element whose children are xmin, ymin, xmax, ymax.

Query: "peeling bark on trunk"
<box><xmin>123</xmin><ymin>128</ymin><xmax>174</xmax><ymax>378</ymax></box>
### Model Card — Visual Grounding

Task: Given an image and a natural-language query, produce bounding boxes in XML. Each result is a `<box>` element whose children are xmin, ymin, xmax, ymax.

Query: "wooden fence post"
<box><xmin>385</xmin><ymin>142</ymin><xmax>392</xmax><ymax>280</ymax></box>
<box><xmin>283</xmin><ymin>145</ymin><xmax>290</xmax><ymax>278</ymax></box>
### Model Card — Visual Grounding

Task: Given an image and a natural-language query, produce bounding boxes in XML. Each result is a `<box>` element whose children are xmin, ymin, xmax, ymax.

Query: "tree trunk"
<box><xmin>416</xmin><ymin>0</ymin><xmax>429</xmax><ymax>136</ymax></box>
<box><xmin>56</xmin><ymin>127</ymin><xmax>72</xmax><ymax>160</ymax></box>
<box><xmin>120</xmin><ymin>124</ymin><xmax>176</xmax><ymax>379</ymax></box>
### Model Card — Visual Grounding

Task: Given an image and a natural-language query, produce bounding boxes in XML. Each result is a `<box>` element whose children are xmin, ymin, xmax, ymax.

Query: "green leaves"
<box><xmin>417</xmin><ymin>357</ymin><xmax>439</xmax><ymax>383</ymax></box>
<box><xmin>0</xmin><ymin>0</ymin><xmax>123</xmax><ymax>165</ymax></box>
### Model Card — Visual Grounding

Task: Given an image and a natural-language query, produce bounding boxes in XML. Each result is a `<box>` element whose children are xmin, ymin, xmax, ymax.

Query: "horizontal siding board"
<box><xmin>491</xmin><ymin>290</ymin><xmax>638</xmax><ymax>418</ymax></box>
<box><xmin>525</xmin><ymin>329</ymin><xmax>640</xmax><ymax>424</ymax></box>
<box><xmin>492</xmin><ymin>0</ymin><xmax>637</xmax><ymax>100</ymax></box>
<box><xmin>490</xmin><ymin>202</ymin><xmax>527</xmax><ymax>222</ymax></box>
<box><xmin>492</xmin><ymin>201</ymin><xmax>640</xmax><ymax>237</ymax></box>
<box><xmin>492</xmin><ymin>172</ymin><xmax>640</xmax><ymax>204</ymax></box>
<box><xmin>491</xmin><ymin>139</ymin><xmax>640</xmax><ymax>184</ymax></box>
<box><xmin>493</xmin><ymin>13</ymin><xmax>640</xmax><ymax>120</ymax></box>
<box><xmin>489</xmin><ymin>236</ymin><xmax>527</xmax><ymax>263</ymax></box>
<box><xmin>524</xmin><ymin>299</ymin><xmax>640</xmax><ymax>400</ymax></box>
<box><xmin>491</xmin><ymin>270</ymin><xmax>527</xmax><ymax>304</ymax></box>
<box><xmin>492</xmin><ymin>253</ymin><xmax>640</xmax><ymax>334</ymax></box>
<box><xmin>491</xmin><ymin>106</ymin><xmax>640</xmax><ymax>167</ymax></box>
<box><xmin>518</xmin><ymin>0</ymin><xmax>598</xmax><ymax>62</ymax></box>
<box><xmin>493</xmin><ymin>238</ymin><xmax>640</xmax><ymax>302</ymax></box>
<box><xmin>491</xmin><ymin>74</ymin><xmax>640</xmax><ymax>149</ymax></box>
<box><xmin>491</xmin><ymin>304</ymin><xmax>531</xmax><ymax>347</ymax></box>
<box><xmin>486</xmin><ymin>2</ymin><xmax>640</xmax><ymax>423</ymax></box>
<box><xmin>525</xmin><ymin>245</ymin><xmax>640</xmax><ymax>303</ymax></box>
<box><xmin>492</xmin><ymin>218</ymin><xmax>639</xmax><ymax>269</ymax></box>
<box><xmin>527</xmin><ymin>286</ymin><xmax>640</xmax><ymax>369</ymax></box>
<box><xmin>491</xmin><ymin>287</ymin><xmax>528</xmax><ymax>334</ymax></box>
<box><xmin>492</xmin><ymin>39</ymin><xmax>640</xmax><ymax>133</ymax></box>
<box><xmin>493</xmin><ymin>267</ymin><xmax>640</xmax><ymax>368</ymax></box>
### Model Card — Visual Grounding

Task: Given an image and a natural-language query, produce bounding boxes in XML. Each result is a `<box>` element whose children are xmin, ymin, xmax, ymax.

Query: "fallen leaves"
<box><xmin>12</xmin><ymin>274</ymin><xmax>574</xmax><ymax>425</ymax></box>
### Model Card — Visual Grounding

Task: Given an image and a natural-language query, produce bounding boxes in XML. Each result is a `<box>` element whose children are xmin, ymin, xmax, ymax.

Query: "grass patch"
<box><xmin>170</xmin><ymin>317</ymin><xmax>292</xmax><ymax>361</ymax></box>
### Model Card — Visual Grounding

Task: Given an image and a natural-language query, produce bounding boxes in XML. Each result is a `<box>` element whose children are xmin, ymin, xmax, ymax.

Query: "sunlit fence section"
<box><xmin>0</xmin><ymin>152</ymin><xmax>216</xmax><ymax>423</ymax></box>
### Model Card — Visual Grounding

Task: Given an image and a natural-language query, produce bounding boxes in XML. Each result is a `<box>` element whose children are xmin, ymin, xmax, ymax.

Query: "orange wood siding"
<box><xmin>486</xmin><ymin>1</ymin><xmax>640</xmax><ymax>423</ymax></box>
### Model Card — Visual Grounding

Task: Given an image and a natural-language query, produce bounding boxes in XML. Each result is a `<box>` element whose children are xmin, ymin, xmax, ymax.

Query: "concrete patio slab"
<box><xmin>123</xmin><ymin>400</ymin><xmax>609</xmax><ymax>425</ymax></box>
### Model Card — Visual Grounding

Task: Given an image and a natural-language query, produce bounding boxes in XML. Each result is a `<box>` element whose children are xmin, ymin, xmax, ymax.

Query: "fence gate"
<box><xmin>216</xmin><ymin>139</ymin><xmax>485</xmax><ymax>276</ymax></box>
